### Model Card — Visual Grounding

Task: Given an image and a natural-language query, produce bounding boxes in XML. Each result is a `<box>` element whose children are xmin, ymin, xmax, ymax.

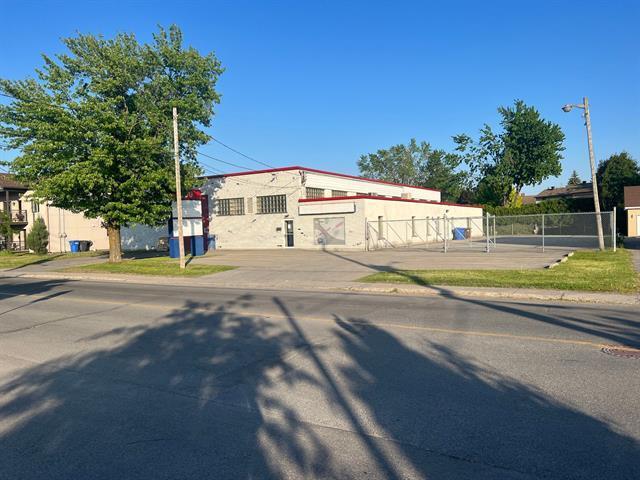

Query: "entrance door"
<box><xmin>285</xmin><ymin>220</ymin><xmax>294</xmax><ymax>247</ymax></box>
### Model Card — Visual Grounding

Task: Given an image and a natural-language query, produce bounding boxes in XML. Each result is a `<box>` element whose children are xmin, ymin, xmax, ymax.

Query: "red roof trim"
<box><xmin>298</xmin><ymin>195</ymin><xmax>481</xmax><ymax>208</ymax></box>
<box><xmin>202</xmin><ymin>165</ymin><xmax>440</xmax><ymax>192</ymax></box>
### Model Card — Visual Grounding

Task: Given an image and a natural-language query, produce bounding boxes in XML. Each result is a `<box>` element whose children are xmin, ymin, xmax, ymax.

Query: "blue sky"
<box><xmin>1</xmin><ymin>0</ymin><xmax>638</xmax><ymax>194</ymax></box>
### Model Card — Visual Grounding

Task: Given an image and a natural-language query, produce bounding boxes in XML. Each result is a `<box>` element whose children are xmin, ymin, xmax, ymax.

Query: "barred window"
<box><xmin>332</xmin><ymin>190</ymin><xmax>347</xmax><ymax>197</ymax></box>
<box><xmin>257</xmin><ymin>194</ymin><xmax>287</xmax><ymax>214</ymax></box>
<box><xmin>217</xmin><ymin>198</ymin><xmax>245</xmax><ymax>216</ymax></box>
<box><xmin>306</xmin><ymin>187</ymin><xmax>325</xmax><ymax>199</ymax></box>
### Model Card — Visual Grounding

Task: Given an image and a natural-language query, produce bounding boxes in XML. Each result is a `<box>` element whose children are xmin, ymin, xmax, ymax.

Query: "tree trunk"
<box><xmin>106</xmin><ymin>225</ymin><xmax>122</xmax><ymax>263</ymax></box>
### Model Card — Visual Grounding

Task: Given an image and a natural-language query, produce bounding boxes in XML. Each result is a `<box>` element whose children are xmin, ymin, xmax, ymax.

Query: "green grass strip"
<box><xmin>360</xmin><ymin>249</ymin><xmax>638</xmax><ymax>293</ymax></box>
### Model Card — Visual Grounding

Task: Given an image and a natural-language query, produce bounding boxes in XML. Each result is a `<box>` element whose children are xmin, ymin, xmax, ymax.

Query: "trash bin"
<box><xmin>464</xmin><ymin>228</ymin><xmax>472</xmax><ymax>239</ymax></box>
<box><xmin>453</xmin><ymin>227</ymin><xmax>466</xmax><ymax>240</ymax></box>
<box><xmin>78</xmin><ymin>240</ymin><xmax>93</xmax><ymax>252</ymax></box>
<box><xmin>69</xmin><ymin>240</ymin><xmax>80</xmax><ymax>253</ymax></box>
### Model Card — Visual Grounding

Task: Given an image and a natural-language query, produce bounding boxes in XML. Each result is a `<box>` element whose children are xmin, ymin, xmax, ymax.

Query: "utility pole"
<box><xmin>562</xmin><ymin>97</ymin><xmax>605</xmax><ymax>251</ymax></box>
<box><xmin>583</xmin><ymin>97</ymin><xmax>605</xmax><ymax>251</ymax></box>
<box><xmin>173</xmin><ymin>107</ymin><xmax>186</xmax><ymax>269</ymax></box>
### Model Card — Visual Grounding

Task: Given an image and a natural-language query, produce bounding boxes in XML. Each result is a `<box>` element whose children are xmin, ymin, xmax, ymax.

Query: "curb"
<box><xmin>3</xmin><ymin>271</ymin><xmax>638</xmax><ymax>306</ymax></box>
<box><xmin>545</xmin><ymin>251</ymin><xmax>574</xmax><ymax>269</ymax></box>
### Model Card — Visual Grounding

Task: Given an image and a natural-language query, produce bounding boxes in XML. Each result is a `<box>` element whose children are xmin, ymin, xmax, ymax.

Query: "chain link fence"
<box><xmin>366</xmin><ymin>210</ymin><xmax>616</xmax><ymax>252</ymax></box>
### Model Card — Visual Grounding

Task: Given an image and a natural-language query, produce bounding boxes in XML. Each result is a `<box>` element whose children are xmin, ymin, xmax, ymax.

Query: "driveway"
<box><xmin>192</xmin><ymin>246</ymin><xmax>572</xmax><ymax>287</ymax></box>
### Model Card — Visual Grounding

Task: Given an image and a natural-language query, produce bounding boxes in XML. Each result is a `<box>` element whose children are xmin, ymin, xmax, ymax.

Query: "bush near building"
<box><xmin>26</xmin><ymin>217</ymin><xmax>49</xmax><ymax>254</ymax></box>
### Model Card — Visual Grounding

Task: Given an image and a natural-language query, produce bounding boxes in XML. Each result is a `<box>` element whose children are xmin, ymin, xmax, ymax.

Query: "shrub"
<box><xmin>27</xmin><ymin>217</ymin><xmax>49</xmax><ymax>254</ymax></box>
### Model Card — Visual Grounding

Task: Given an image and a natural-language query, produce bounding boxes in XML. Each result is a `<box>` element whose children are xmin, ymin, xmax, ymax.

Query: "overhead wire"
<box><xmin>210</xmin><ymin>137</ymin><xmax>274</xmax><ymax>168</ymax></box>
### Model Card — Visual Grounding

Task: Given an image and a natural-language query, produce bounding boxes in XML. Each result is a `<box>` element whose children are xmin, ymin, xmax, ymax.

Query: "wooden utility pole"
<box><xmin>172</xmin><ymin>107</ymin><xmax>186</xmax><ymax>269</ymax></box>
<box><xmin>583</xmin><ymin>97</ymin><xmax>605</xmax><ymax>251</ymax></box>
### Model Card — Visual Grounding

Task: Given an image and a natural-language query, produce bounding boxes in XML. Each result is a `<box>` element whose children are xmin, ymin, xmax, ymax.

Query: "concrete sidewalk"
<box><xmin>3</xmin><ymin>268</ymin><xmax>637</xmax><ymax>306</ymax></box>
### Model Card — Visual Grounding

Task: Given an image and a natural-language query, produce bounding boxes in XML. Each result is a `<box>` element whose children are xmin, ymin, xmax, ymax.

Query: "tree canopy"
<box><xmin>454</xmin><ymin>100</ymin><xmax>565</xmax><ymax>206</ymax></box>
<box><xmin>596</xmin><ymin>152</ymin><xmax>640</xmax><ymax>211</ymax></box>
<box><xmin>0</xmin><ymin>25</ymin><xmax>223</xmax><ymax>261</ymax></box>
<box><xmin>567</xmin><ymin>170</ymin><xmax>581</xmax><ymax>186</ymax></box>
<box><xmin>357</xmin><ymin>138</ymin><xmax>468</xmax><ymax>202</ymax></box>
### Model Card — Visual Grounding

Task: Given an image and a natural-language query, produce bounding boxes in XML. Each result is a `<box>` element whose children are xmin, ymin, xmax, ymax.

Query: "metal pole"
<box><xmin>172</xmin><ymin>106</ymin><xmax>186</xmax><ymax>269</ymax></box>
<box><xmin>612</xmin><ymin>208</ymin><xmax>616</xmax><ymax>252</ymax></box>
<box><xmin>485</xmin><ymin>213</ymin><xmax>490</xmax><ymax>253</ymax></box>
<box><xmin>426</xmin><ymin>216</ymin><xmax>430</xmax><ymax>243</ymax></box>
<box><xmin>542</xmin><ymin>214</ymin><xmax>545</xmax><ymax>252</ymax></box>
<box><xmin>584</xmin><ymin>97</ymin><xmax>605</xmax><ymax>251</ymax></box>
<box><xmin>492</xmin><ymin>215</ymin><xmax>496</xmax><ymax>247</ymax></box>
<box><xmin>443</xmin><ymin>215</ymin><xmax>448</xmax><ymax>253</ymax></box>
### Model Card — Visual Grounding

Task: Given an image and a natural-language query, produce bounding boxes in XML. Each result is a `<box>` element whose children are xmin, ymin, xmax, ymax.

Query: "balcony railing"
<box><xmin>0</xmin><ymin>210</ymin><xmax>28</xmax><ymax>223</ymax></box>
<box><xmin>0</xmin><ymin>239</ymin><xmax>27</xmax><ymax>252</ymax></box>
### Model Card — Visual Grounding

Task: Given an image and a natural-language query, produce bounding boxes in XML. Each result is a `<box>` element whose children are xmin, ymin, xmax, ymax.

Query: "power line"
<box><xmin>211</xmin><ymin>137</ymin><xmax>274</xmax><ymax>168</ymax></box>
<box><xmin>196</xmin><ymin>150</ymin><xmax>253</xmax><ymax>171</ymax></box>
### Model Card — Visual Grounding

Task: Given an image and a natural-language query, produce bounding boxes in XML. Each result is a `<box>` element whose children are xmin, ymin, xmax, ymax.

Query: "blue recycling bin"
<box><xmin>69</xmin><ymin>240</ymin><xmax>80</xmax><ymax>252</ymax></box>
<box><xmin>192</xmin><ymin>235</ymin><xmax>205</xmax><ymax>256</ymax></box>
<box><xmin>453</xmin><ymin>227</ymin><xmax>466</xmax><ymax>240</ymax></box>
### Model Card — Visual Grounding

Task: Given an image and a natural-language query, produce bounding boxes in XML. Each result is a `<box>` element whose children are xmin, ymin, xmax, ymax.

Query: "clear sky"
<box><xmin>1</xmin><ymin>0</ymin><xmax>638</xmax><ymax>194</ymax></box>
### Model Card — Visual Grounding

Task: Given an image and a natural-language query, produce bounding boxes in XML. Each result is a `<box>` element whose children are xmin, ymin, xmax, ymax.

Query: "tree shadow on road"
<box><xmin>322</xmin><ymin>248</ymin><xmax>640</xmax><ymax>348</ymax></box>
<box><xmin>0</xmin><ymin>291</ymin><xmax>638</xmax><ymax>479</ymax></box>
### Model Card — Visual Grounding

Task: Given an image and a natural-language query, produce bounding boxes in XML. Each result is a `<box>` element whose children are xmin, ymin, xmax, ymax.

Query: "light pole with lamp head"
<box><xmin>561</xmin><ymin>97</ymin><xmax>605</xmax><ymax>251</ymax></box>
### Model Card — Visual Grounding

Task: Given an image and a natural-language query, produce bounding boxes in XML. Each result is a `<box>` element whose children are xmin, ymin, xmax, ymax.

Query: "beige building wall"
<box><xmin>27</xmin><ymin>202</ymin><xmax>109</xmax><ymax>253</ymax></box>
<box><xmin>628</xmin><ymin>209</ymin><xmax>640</xmax><ymax>237</ymax></box>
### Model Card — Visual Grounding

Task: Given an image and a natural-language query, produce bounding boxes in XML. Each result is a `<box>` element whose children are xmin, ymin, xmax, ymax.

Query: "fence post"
<box><xmin>542</xmin><ymin>214</ymin><xmax>545</xmax><ymax>252</ymax></box>
<box><xmin>492</xmin><ymin>215</ymin><xmax>496</xmax><ymax>247</ymax></box>
<box><xmin>485</xmin><ymin>213</ymin><xmax>490</xmax><ymax>253</ymax></box>
<box><xmin>426</xmin><ymin>217</ymin><xmax>430</xmax><ymax>243</ymax></box>
<box><xmin>612</xmin><ymin>208</ymin><xmax>616</xmax><ymax>252</ymax></box>
<box><xmin>443</xmin><ymin>215</ymin><xmax>448</xmax><ymax>253</ymax></box>
<box><xmin>365</xmin><ymin>218</ymin><xmax>369</xmax><ymax>251</ymax></box>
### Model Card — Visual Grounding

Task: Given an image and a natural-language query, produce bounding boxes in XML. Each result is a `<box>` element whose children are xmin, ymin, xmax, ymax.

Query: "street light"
<box><xmin>561</xmin><ymin>96</ymin><xmax>605</xmax><ymax>251</ymax></box>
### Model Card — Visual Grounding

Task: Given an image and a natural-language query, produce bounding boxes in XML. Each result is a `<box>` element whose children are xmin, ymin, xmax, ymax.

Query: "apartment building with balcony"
<box><xmin>0</xmin><ymin>174</ymin><xmax>30</xmax><ymax>251</ymax></box>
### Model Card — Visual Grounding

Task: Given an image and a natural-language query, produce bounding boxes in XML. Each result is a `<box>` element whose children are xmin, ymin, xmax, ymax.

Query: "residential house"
<box><xmin>534</xmin><ymin>181</ymin><xmax>594</xmax><ymax>203</ymax></box>
<box><xmin>624</xmin><ymin>186</ymin><xmax>640</xmax><ymax>237</ymax></box>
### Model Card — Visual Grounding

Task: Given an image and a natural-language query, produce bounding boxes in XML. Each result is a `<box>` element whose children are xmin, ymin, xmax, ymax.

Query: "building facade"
<box><xmin>201</xmin><ymin>166</ymin><xmax>483</xmax><ymax>250</ymax></box>
<box><xmin>0</xmin><ymin>174</ymin><xmax>30</xmax><ymax>251</ymax></box>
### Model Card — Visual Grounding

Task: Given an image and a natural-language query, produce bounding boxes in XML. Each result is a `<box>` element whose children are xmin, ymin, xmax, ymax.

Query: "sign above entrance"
<box><xmin>299</xmin><ymin>202</ymin><xmax>356</xmax><ymax>216</ymax></box>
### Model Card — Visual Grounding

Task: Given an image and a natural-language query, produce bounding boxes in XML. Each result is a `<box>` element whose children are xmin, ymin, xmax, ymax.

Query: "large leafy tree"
<box><xmin>454</xmin><ymin>100</ymin><xmax>565</xmax><ymax>206</ymax></box>
<box><xmin>596</xmin><ymin>151</ymin><xmax>640</xmax><ymax>211</ymax></box>
<box><xmin>357</xmin><ymin>138</ymin><xmax>468</xmax><ymax>201</ymax></box>
<box><xmin>0</xmin><ymin>25</ymin><xmax>223</xmax><ymax>262</ymax></box>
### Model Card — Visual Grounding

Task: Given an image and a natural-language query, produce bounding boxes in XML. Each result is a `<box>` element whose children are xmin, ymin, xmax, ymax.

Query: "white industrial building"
<box><xmin>201</xmin><ymin>166</ymin><xmax>484</xmax><ymax>250</ymax></box>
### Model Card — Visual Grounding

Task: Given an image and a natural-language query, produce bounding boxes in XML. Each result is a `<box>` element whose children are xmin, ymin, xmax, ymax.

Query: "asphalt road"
<box><xmin>0</xmin><ymin>278</ymin><xmax>638</xmax><ymax>479</ymax></box>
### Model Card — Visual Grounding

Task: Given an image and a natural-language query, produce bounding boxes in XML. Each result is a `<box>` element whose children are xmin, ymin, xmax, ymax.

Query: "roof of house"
<box><xmin>202</xmin><ymin>166</ymin><xmax>440</xmax><ymax>192</ymax></box>
<box><xmin>0</xmin><ymin>174</ymin><xmax>28</xmax><ymax>191</ymax></box>
<box><xmin>624</xmin><ymin>185</ymin><xmax>640</xmax><ymax>208</ymax></box>
<box><xmin>535</xmin><ymin>182</ymin><xmax>593</xmax><ymax>200</ymax></box>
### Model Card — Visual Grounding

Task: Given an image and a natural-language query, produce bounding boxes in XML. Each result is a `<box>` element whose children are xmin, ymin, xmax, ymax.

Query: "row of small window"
<box><xmin>217</xmin><ymin>195</ymin><xmax>287</xmax><ymax>216</ymax></box>
<box><xmin>306</xmin><ymin>188</ymin><xmax>368</xmax><ymax>199</ymax></box>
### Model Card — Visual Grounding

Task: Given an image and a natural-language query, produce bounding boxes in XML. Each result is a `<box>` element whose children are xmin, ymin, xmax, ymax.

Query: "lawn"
<box><xmin>0</xmin><ymin>250</ymin><xmax>106</xmax><ymax>269</ymax></box>
<box><xmin>360</xmin><ymin>249</ymin><xmax>639</xmax><ymax>293</ymax></box>
<box><xmin>64</xmin><ymin>256</ymin><xmax>235</xmax><ymax>277</ymax></box>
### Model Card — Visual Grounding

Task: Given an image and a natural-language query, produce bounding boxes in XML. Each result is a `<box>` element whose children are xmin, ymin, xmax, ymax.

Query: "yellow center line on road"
<box><xmin>0</xmin><ymin>289</ymin><xmax>618</xmax><ymax>350</ymax></box>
